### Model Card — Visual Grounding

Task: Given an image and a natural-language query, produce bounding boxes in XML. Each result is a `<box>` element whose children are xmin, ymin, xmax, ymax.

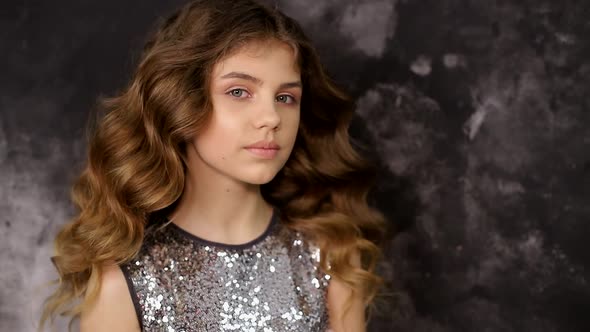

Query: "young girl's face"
<box><xmin>190</xmin><ymin>39</ymin><xmax>302</xmax><ymax>185</ymax></box>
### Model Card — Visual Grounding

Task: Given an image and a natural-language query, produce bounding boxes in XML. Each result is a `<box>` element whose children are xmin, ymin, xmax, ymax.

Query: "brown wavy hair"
<box><xmin>39</xmin><ymin>0</ymin><xmax>387</xmax><ymax>330</ymax></box>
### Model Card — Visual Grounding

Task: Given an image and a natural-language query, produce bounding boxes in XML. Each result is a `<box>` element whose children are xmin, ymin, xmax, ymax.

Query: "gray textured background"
<box><xmin>1</xmin><ymin>0</ymin><xmax>589</xmax><ymax>331</ymax></box>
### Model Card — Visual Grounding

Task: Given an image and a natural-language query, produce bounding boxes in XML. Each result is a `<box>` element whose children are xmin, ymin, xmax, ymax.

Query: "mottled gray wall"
<box><xmin>1</xmin><ymin>0</ymin><xmax>588</xmax><ymax>331</ymax></box>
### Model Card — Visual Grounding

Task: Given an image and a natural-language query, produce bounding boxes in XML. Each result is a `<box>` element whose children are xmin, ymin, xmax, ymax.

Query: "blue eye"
<box><xmin>228</xmin><ymin>88</ymin><xmax>249</xmax><ymax>98</ymax></box>
<box><xmin>277</xmin><ymin>95</ymin><xmax>297</xmax><ymax>104</ymax></box>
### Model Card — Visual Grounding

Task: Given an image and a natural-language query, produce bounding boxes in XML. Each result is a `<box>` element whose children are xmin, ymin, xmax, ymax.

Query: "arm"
<box><xmin>80</xmin><ymin>264</ymin><xmax>140</xmax><ymax>332</ymax></box>
<box><xmin>326</xmin><ymin>250</ymin><xmax>366</xmax><ymax>332</ymax></box>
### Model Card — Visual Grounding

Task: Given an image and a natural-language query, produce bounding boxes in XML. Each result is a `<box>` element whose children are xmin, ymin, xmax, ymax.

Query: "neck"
<box><xmin>166</xmin><ymin>155</ymin><xmax>274</xmax><ymax>244</ymax></box>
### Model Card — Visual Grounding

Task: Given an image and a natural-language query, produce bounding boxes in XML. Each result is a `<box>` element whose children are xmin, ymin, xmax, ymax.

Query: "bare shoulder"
<box><xmin>80</xmin><ymin>263</ymin><xmax>140</xmax><ymax>332</ymax></box>
<box><xmin>327</xmin><ymin>250</ymin><xmax>366</xmax><ymax>332</ymax></box>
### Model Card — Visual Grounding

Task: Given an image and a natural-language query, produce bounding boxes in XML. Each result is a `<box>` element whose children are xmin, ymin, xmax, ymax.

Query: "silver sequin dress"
<box><xmin>120</xmin><ymin>207</ymin><xmax>332</xmax><ymax>332</ymax></box>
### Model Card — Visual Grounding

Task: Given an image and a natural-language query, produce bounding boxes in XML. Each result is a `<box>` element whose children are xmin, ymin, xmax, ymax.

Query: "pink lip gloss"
<box><xmin>245</xmin><ymin>147</ymin><xmax>279</xmax><ymax>159</ymax></box>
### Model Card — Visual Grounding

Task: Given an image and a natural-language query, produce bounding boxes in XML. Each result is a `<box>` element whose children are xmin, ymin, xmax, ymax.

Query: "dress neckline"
<box><xmin>166</xmin><ymin>207</ymin><xmax>279</xmax><ymax>250</ymax></box>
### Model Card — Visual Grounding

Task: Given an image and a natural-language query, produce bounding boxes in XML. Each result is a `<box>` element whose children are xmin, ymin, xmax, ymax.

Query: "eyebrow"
<box><xmin>220</xmin><ymin>71</ymin><xmax>302</xmax><ymax>89</ymax></box>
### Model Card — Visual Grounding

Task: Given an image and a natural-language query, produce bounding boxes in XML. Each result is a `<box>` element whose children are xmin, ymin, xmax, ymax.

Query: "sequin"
<box><xmin>120</xmin><ymin>208</ymin><xmax>331</xmax><ymax>331</ymax></box>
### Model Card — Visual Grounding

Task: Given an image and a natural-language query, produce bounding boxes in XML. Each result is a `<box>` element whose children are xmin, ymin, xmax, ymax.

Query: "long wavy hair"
<box><xmin>39</xmin><ymin>0</ymin><xmax>387</xmax><ymax>330</ymax></box>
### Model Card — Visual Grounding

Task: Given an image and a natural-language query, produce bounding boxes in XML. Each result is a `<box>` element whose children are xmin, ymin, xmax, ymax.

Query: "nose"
<box><xmin>253</xmin><ymin>97</ymin><xmax>281</xmax><ymax>130</ymax></box>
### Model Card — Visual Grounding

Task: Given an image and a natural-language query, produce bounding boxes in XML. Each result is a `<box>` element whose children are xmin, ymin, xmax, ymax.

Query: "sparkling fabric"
<box><xmin>120</xmin><ymin>207</ymin><xmax>331</xmax><ymax>332</ymax></box>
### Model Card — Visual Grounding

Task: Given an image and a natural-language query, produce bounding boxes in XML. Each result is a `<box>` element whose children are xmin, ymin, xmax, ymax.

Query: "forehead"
<box><xmin>212</xmin><ymin>40</ymin><xmax>300</xmax><ymax>79</ymax></box>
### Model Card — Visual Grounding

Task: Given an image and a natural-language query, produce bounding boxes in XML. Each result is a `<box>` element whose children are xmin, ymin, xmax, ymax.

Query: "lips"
<box><xmin>245</xmin><ymin>140</ymin><xmax>280</xmax><ymax>149</ymax></box>
<box><xmin>244</xmin><ymin>140</ymin><xmax>280</xmax><ymax>159</ymax></box>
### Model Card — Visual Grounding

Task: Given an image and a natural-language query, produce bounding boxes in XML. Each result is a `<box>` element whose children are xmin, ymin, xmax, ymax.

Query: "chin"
<box><xmin>243</xmin><ymin>171</ymin><xmax>280</xmax><ymax>185</ymax></box>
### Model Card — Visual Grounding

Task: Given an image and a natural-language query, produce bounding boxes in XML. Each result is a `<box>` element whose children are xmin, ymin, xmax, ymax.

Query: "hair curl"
<box><xmin>39</xmin><ymin>0</ymin><xmax>387</xmax><ymax>330</ymax></box>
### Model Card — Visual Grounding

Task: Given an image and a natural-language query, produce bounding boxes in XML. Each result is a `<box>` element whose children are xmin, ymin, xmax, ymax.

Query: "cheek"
<box><xmin>207</xmin><ymin>100</ymin><xmax>243</xmax><ymax>132</ymax></box>
<box><xmin>284</xmin><ymin>110</ymin><xmax>301</xmax><ymax>133</ymax></box>
<box><xmin>195</xmin><ymin>113</ymin><xmax>239</xmax><ymax>153</ymax></box>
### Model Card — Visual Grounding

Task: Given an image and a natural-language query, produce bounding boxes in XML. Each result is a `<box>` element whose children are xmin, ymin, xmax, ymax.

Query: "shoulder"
<box><xmin>327</xmin><ymin>249</ymin><xmax>366</xmax><ymax>332</ymax></box>
<box><xmin>80</xmin><ymin>263</ymin><xmax>140</xmax><ymax>332</ymax></box>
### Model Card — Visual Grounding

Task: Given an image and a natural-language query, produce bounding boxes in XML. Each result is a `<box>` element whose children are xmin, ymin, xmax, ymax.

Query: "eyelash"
<box><xmin>226</xmin><ymin>88</ymin><xmax>298</xmax><ymax>105</ymax></box>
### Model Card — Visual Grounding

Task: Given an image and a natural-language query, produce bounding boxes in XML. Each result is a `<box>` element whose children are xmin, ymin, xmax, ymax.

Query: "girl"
<box><xmin>40</xmin><ymin>0</ymin><xmax>386</xmax><ymax>331</ymax></box>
